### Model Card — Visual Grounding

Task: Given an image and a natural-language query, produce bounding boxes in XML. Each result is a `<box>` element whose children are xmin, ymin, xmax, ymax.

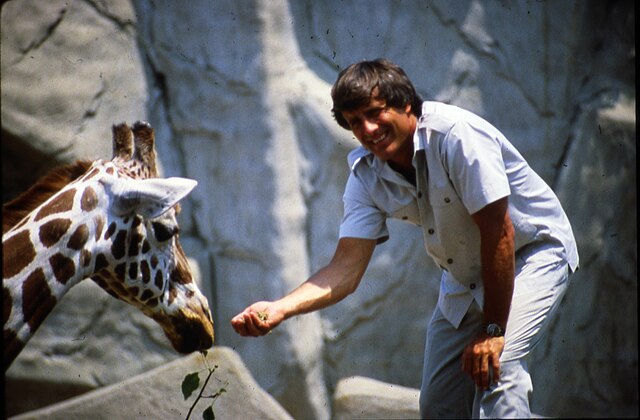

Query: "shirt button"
<box><xmin>444</xmin><ymin>197</ymin><xmax>451</xmax><ymax>203</ymax></box>
<box><xmin>428</xmin><ymin>228</ymin><xmax>435</xmax><ymax>234</ymax></box>
<box><xmin>470</xmin><ymin>283</ymin><xmax>476</xmax><ymax>290</ymax></box>
<box><xmin>417</xmin><ymin>192</ymin><xmax>423</xmax><ymax>198</ymax></box>
<box><xmin>447</xmin><ymin>258</ymin><xmax>453</xmax><ymax>264</ymax></box>
<box><xmin>402</xmin><ymin>216</ymin><xmax>408</xmax><ymax>220</ymax></box>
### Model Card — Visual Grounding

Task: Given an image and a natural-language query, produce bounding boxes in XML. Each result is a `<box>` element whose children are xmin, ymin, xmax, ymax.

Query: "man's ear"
<box><xmin>105</xmin><ymin>177</ymin><xmax>198</xmax><ymax>218</ymax></box>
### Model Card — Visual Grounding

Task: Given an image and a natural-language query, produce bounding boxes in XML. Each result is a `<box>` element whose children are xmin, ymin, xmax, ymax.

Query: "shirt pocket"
<box><xmin>390</xmin><ymin>201</ymin><xmax>421</xmax><ymax>226</ymax></box>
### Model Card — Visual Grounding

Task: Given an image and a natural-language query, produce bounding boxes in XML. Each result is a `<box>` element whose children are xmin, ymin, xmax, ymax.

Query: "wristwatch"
<box><xmin>484</xmin><ymin>323</ymin><xmax>504</xmax><ymax>337</ymax></box>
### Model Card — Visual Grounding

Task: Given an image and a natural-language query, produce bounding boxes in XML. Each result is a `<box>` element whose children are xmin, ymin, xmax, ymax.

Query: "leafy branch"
<box><xmin>182</xmin><ymin>351</ymin><xmax>227</xmax><ymax>420</ymax></box>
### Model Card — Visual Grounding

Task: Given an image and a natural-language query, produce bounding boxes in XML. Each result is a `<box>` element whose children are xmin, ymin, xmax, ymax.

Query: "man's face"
<box><xmin>342</xmin><ymin>95</ymin><xmax>416</xmax><ymax>164</ymax></box>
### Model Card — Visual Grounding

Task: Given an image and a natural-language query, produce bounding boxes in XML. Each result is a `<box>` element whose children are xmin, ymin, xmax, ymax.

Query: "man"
<box><xmin>231</xmin><ymin>59</ymin><xmax>579</xmax><ymax>418</ymax></box>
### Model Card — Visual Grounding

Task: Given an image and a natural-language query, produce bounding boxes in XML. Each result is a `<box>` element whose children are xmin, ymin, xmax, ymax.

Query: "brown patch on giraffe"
<box><xmin>3</xmin><ymin>286</ymin><xmax>12</xmax><ymax>326</ymax></box>
<box><xmin>111</xmin><ymin>230</ymin><xmax>127</xmax><ymax>259</ymax></box>
<box><xmin>104</xmin><ymin>222</ymin><xmax>117</xmax><ymax>240</ymax></box>
<box><xmin>114</xmin><ymin>262</ymin><xmax>126</xmax><ymax>281</ymax></box>
<box><xmin>167</xmin><ymin>284</ymin><xmax>178</xmax><ymax>305</ymax></box>
<box><xmin>4</xmin><ymin>329</ymin><xmax>24</xmax><ymax>368</ymax></box>
<box><xmin>142</xmin><ymin>240</ymin><xmax>151</xmax><ymax>254</ymax></box>
<box><xmin>154</xmin><ymin>270</ymin><xmax>164</xmax><ymax>290</ymax></box>
<box><xmin>81</xmin><ymin>249</ymin><xmax>92</xmax><ymax>267</ymax></box>
<box><xmin>34</xmin><ymin>188</ymin><xmax>76</xmax><ymax>222</ymax></box>
<box><xmin>128</xmin><ymin>262</ymin><xmax>138</xmax><ymax>280</ymax></box>
<box><xmin>49</xmin><ymin>253</ymin><xmax>75</xmax><ymax>285</ymax></box>
<box><xmin>3</xmin><ymin>230</ymin><xmax>37</xmax><ymax>279</ymax></box>
<box><xmin>139</xmin><ymin>289</ymin><xmax>153</xmax><ymax>302</ymax></box>
<box><xmin>80</xmin><ymin>186</ymin><xmax>98</xmax><ymax>212</ymax></box>
<box><xmin>94</xmin><ymin>253</ymin><xmax>109</xmax><ymax>272</ymax></box>
<box><xmin>106</xmin><ymin>167</ymin><xmax>115</xmax><ymax>175</ymax></box>
<box><xmin>39</xmin><ymin>218</ymin><xmax>72</xmax><ymax>248</ymax></box>
<box><xmin>140</xmin><ymin>261</ymin><xmax>151</xmax><ymax>284</ymax></box>
<box><xmin>94</xmin><ymin>216</ymin><xmax>105</xmax><ymax>241</ymax></box>
<box><xmin>67</xmin><ymin>224</ymin><xmax>90</xmax><ymax>250</ymax></box>
<box><xmin>128</xmin><ymin>233</ymin><xmax>143</xmax><ymax>257</ymax></box>
<box><xmin>22</xmin><ymin>268</ymin><xmax>57</xmax><ymax>331</ymax></box>
<box><xmin>128</xmin><ymin>286</ymin><xmax>140</xmax><ymax>297</ymax></box>
<box><xmin>2</xmin><ymin>160</ymin><xmax>92</xmax><ymax>234</ymax></box>
<box><xmin>11</xmin><ymin>217</ymin><xmax>30</xmax><ymax>232</ymax></box>
<box><xmin>80</xmin><ymin>167</ymin><xmax>100</xmax><ymax>181</ymax></box>
<box><xmin>150</xmin><ymin>254</ymin><xmax>158</xmax><ymax>269</ymax></box>
<box><xmin>147</xmin><ymin>297</ymin><xmax>159</xmax><ymax>307</ymax></box>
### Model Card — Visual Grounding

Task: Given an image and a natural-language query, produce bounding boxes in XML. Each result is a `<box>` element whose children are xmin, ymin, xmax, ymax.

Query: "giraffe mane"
<box><xmin>2</xmin><ymin>160</ymin><xmax>93</xmax><ymax>234</ymax></box>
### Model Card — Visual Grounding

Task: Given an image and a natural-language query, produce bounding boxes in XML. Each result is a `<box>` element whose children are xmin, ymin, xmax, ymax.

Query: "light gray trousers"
<box><xmin>419</xmin><ymin>242</ymin><xmax>572</xmax><ymax>418</ymax></box>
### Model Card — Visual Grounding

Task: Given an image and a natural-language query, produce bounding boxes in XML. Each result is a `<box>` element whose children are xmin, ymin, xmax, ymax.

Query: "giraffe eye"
<box><xmin>152</xmin><ymin>221</ymin><xmax>178</xmax><ymax>242</ymax></box>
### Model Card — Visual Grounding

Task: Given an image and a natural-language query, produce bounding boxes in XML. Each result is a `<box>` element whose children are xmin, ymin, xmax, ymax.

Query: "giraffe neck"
<box><xmin>3</xmin><ymin>179</ymin><xmax>108</xmax><ymax>368</ymax></box>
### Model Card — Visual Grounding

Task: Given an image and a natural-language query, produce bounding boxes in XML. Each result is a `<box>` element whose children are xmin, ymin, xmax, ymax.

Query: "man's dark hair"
<box><xmin>331</xmin><ymin>59</ymin><xmax>423</xmax><ymax>130</ymax></box>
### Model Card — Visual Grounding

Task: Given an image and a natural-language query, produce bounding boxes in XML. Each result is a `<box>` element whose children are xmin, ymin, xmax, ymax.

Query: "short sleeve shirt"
<box><xmin>339</xmin><ymin>101</ymin><xmax>579</xmax><ymax>327</ymax></box>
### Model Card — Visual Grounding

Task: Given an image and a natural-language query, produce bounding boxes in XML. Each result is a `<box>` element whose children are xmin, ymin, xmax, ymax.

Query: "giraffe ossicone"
<box><xmin>2</xmin><ymin>121</ymin><xmax>214</xmax><ymax>371</ymax></box>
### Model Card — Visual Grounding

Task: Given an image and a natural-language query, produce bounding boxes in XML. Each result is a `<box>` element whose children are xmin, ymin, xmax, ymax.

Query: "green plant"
<box><xmin>182</xmin><ymin>350</ymin><xmax>227</xmax><ymax>420</ymax></box>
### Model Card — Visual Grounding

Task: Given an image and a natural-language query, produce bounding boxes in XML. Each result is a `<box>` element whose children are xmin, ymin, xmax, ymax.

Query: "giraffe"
<box><xmin>2</xmin><ymin>121</ymin><xmax>214</xmax><ymax>371</ymax></box>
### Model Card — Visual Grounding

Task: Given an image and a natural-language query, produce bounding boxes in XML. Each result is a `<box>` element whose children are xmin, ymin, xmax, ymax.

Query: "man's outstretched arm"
<box><xmin>231</xmin><ymin>237</ymin><xmax>376</xmax><ymax>337</ymax></box>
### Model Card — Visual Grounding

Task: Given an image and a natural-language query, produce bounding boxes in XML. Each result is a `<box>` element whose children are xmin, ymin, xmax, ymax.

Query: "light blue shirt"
<box><xmin>339</xmin><ymin>101</ymin><xmax>579</xmax><ymax>327</ymax></box>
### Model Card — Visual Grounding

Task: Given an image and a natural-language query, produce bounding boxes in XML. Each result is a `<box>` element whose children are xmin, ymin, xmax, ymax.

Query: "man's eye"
<box><xmin>152</xmin><ymin>222</ymin><xmax>178</xmax><ymax>242</ymax></box>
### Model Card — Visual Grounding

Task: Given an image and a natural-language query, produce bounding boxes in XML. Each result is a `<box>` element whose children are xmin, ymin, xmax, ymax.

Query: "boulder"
<box><xmin>10</xmin><ymin>347</ymin><xmax>292</xmax><ymax>420</ymax></box>
<box><xmin>332</xmin><ymin>376</ymin><xmax>420</xmax><ymax>420</ymax></box>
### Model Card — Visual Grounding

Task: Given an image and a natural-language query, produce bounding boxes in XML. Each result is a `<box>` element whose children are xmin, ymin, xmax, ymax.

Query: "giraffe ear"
<box><xmin>107</xmin><ymin>177</ymin><xmax>198</xmax><ymax>218</ymax></box>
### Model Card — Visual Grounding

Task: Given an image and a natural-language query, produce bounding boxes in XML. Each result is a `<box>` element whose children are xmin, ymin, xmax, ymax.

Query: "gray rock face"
<box><xmin>10</xmin><ymin>347</ymin><xmax>293</xmax><ymax>420</ymax></box>
<box><xmin>2</xmin><ymin>0</ymin><xmax>636</xmax><ymax>418</ymax></box>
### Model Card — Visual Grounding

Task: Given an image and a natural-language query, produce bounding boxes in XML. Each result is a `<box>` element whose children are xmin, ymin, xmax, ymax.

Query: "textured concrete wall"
<box><xmin>2</xmin><ymin>0</ymin><xmax>636</xmax><ymax>418</ymax></box>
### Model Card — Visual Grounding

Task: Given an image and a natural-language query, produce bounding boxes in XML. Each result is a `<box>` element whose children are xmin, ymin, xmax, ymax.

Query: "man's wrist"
<box><xmin>483</xmin><ymin>323</ymin><xmax>505</xmax><ymax>337</ymax></box>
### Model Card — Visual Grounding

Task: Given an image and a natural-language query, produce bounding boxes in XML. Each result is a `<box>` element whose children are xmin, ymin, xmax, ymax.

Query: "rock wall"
<box><xmin>2</xmin><ymin>0</ymin><xmax>636</xmax><ymax>418</ymax></box>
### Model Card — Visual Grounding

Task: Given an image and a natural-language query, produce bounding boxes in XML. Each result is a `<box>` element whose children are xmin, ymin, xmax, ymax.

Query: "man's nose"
<box><xmin>363</xmin><ymin>119</ymin><xmax>378</xmax><ymax>135</ymax></box>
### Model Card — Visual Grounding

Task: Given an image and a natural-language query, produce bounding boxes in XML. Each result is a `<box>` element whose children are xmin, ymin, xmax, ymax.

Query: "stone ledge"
<box><xmin>10</xmin><ymin>346</ymin><xmax>292</xmax><ymax>420</ymax></box>
<box><xmin>332</xmin><ymin>375</ymin><xmax>420</xmax><ymax>419</ymax></box>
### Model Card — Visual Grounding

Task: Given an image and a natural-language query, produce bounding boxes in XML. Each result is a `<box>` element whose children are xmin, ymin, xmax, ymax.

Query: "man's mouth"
<box><xmin>371</xmin><ymin>132</ymin><xmax>387</xmax><ymax>145</ymax></box>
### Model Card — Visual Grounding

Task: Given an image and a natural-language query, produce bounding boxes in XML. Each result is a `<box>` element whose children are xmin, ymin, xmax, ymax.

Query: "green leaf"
<box><xmin>182</xmin><ymin>372</ymin><xmax>200</xmax><ymax>400</ymax></box>
<box><xmin>202</xmin><ymin>406</ymin><xmax>215</xmax><ymax>420</ymax></box>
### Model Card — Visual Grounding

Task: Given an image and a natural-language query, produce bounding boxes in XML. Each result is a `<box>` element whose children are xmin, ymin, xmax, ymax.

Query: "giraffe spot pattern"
<box><xmin>3</xmin><ymin>230</ymin><xmax>37</xmax><ymax>279</ymax></box>
<box><xmin>94</xmin><ymin>253</ymin><xmax>109</xmax><ymax>272</ymax></box>
<box><xmin>67</xmin><ymin>224</ymin><xmax>89</xmax><ymax>250</ymax></box>
<box><xmin>81</xmin><ymin>167</ymin><xmax>100</xmax><ymax>181</ymax></box>
<box><xmin>80</xmin><ymin>186</ymin><xmax>98</xmax><ymax>212</ymax></box>
<box><xmin>154</xmin><ymin>270</ymin><xmax>163</xmax><ymax>290</ymax></box>
<box><xmin>104</xmin><ymin>222</ymin><xmax>117</xmax><ymax>240</ymax></box>
<box><xmin>4</xmin><ymin>329</ymin><xmax>23</xmax><ymax>367</ymax></box>
<box><xmin>34</xmin><ymin>188</ymin><xmax>76</xmax><ymax>222</ymax></box>
<box><xmin>111</xmin><ymin>230</ymin><xmax>127</xmax><ymax>260</ymax></box>
<box><xmin>150</xmin><ymin>255</ymin><xmax>159</xmax><ymax>269</ymax></box>
<box><xmin>115</xmin><ymin>263</ymin><xmax>126</xmax><ymax>281</ymax></box>
<box><xmin>94</xmin><ymin>216</ymin><xmax>105</xmax><ymax>241</ymax></box>
<box><xmin>81</xmin><ymin>249</ymin><xmax>92</xmax><ymax>267</ymax></box>
<box><xmin>142</xmin><ymin>240</ymin><xmax>151</xmax><ymax>254</ymax></box>
<box><xmin>140</xmin><ymin>261</ymin><xmax>151</xmax><ymax>284</ymax></box>
<box><xmin>147</xmin><ymin>297</ymin><xmax>159</xmax><ymax>307</ymax></box>
<box><xmin>22</xmin><ymin>268</ymin><xmax>57</xmax><ymax>331</ymax></box>
<box><xmin>39</xmin><ymin>218</ymin><xmax>72</xmax><ymax>248</ymax></box>
<box><xmin>128</xmin><ymin>233</ymin><xmax>143</xmax><ymax>257</ymax></box>
<box><xmin>3</xmin><ymin>286</ymin><xmax>12</xmax><ymax>325</ymax></box>
<box><xmin>49</xmin><ymin>253</ymin><xmax>75</xmax><ymax>285</ymax></box>
<box><xmin>140</xmin><ymin>289</ymin><xmax>153</xmax><ymax>302</ymax></box>
<box><xmin>129</xmin><ymin>262</ymin><xmax>138</xmax><ymax>280</ymax></box>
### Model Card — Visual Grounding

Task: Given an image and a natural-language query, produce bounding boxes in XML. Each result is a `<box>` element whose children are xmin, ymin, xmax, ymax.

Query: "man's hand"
<box><xmin>231</xmin><ymin>301</ymin><xmax>285</xmax><ymax>337</ymax></box>
<box><xmin>461</xmin><ymin>333</ymin><xmax>505</xmax><ymax>390</ymax></box>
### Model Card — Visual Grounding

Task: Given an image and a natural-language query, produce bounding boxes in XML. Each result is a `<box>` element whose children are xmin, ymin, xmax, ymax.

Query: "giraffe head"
<box><xmin>3</xmin><ymin>122</ymin><xmax>213</xmax><ymax>367</ymax></box>
<box><xmin>89</xmin><ymin>121</ymin><xmax>214</xmax><ymax>354</ymax></box>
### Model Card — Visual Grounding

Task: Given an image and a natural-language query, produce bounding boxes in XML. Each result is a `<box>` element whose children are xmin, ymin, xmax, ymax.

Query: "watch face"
<box><xmin>486</xmin><ymin>324</ymin><xmax>503</xmax><ymax>337</ymax></box>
